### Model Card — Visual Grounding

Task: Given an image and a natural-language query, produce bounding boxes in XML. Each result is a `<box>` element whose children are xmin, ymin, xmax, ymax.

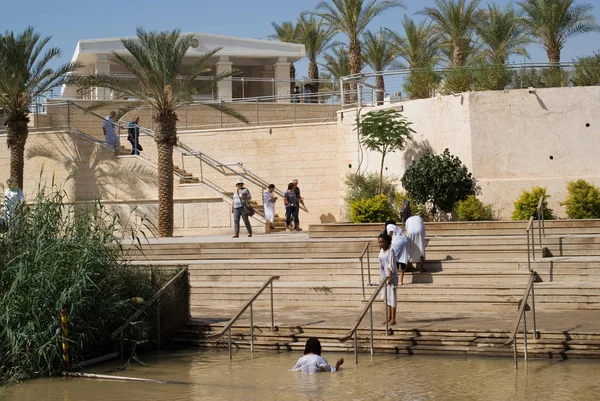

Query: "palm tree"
<box><xmin>312</xmin><ymin>0</ymin><xmax>405</xmax><ymax>102</ymax></box>
<box><xmin>79</xmin><ymin>28</ymin><xmax>247</xmax><ymax>237</ymax></box>
<box><xmin>0</xmin><ymin>27</ymin><xmax>79</xmax><ymax>191</ymax></box>
<box><xmin>296</xmin><ymin>15</ymin><xmax>337</xmax><ymax>95</ymax></box>
<box><xmin>269</xmin><ymin>21</ymin><xmax>300</xmax><ymax>87</ymax></box>
<box><xmin>321</xmin><ymin>46</ymin><xmax>356</xmax><ymax>102</ymax></box>
<box><xmin>362</xmin><ymin>29</ymin><xmax>397</xmax><ymax>104</ymax></box>
<box><xmin>476</xmin><ymin>3</ymin><xmax>530</xmax><ymax>64</ymax></box>
<box><xmin>420</xmin><ymin>0</ymin><xmax>482</xmax><ymax>67</ymax></box>
<box><xmin>518</xmin><ymin>0</ymin><xmax>599</xmax><ymax>63</ymax></box>
<box><xmin>388</xmin><ymin>16</ymin><xmax>441</xmax><ymax>69</ymax></box>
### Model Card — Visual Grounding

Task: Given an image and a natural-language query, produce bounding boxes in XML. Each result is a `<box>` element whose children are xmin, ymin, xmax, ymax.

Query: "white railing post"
<box><xmin>228</xmin><ymin>327</ymin><xmax>232</xmax><ymax>359</ymax></box>
<box><xmin>250</xmin><ymin>303</ymin><xmax>254</xmax><ymax>353</ymax></box>
<box><xmin>369</xmin><ymin>306</ymin><xmax>374</xmax><ymax>356</ymax></box>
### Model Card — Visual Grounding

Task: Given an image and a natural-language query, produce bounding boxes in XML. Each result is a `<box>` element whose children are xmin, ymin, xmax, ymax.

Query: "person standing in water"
<box><xmin>292</xmin><ymin>338</ymin><xmax>344</xmax><ymax>373</ymax></box>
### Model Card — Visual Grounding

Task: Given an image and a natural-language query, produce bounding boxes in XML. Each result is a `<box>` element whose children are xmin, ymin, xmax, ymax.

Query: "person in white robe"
<box><xmin>263</xmin><ymin>184</ymin><xmax>277</xmax><ymax>229</ymax></box>
<box><xmin>3</xmin><ymin>177</ymin><xmax>25</xmax><ymax>224</ymax></box>
<box><xmin>405</xmin><ymin>215</ymin><xmax>427</xmax><ymax>272</ymax></box>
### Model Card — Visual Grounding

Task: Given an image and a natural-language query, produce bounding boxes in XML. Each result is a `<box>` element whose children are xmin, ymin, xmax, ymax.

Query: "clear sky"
<box><xmin>1</xmin><ymin>0</ymin><xmax>599</xmax><ymax>76</ymax></box>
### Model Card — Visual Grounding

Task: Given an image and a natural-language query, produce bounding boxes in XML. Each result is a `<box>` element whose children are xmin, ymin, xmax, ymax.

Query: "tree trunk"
<box><xmin>6</xmin><ymin>116</ymin><xmax>29</xmax><ymax>191</ymax></box>
<box><xmin>308</xmin><ymin>61</ymin><xmax>319</xmax><ymax>102</ymax></box>
<box><xmin>349</xmin><ymin>40</ymin><xmax>362</xmax><ymax>105</ymax></box>
<box><xmin>154</xmin><ymin>112</ymin><xmax>178</xmax><ymax>237</ymax></box>
<box><xmin>375</xmin><ymin>74</ymin><xmax>385</xmax><ymax>105</ymax></box>
<box><xmin>453</xmin><ymin>44</ymin><xmax>465</xmax><ymax>67</ymax></box>
<box><xmin>546</xmin><ymin>47</ymin><xmax>560</xmax><ymax>64</ymax></box>
<box><xmin>378</xmin><ymin>153</ymin><xmax>386</xmax><ymax>195</ymax></box>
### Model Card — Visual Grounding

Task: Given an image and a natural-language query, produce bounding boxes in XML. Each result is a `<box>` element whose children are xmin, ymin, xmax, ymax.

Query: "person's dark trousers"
<box><xmin>129</xmin><ymin>139</ymin><xmax>141</xmax><ymax>155</ymax></box>
<box><xmin>286</xmin><ymin>206</ymin><xmax>296</xmax><ymax>227</ymax></box>
<box><xmin>294</xmin><ymin>205</ymin><xmax>300</xmax><ymax>228</ymax></box>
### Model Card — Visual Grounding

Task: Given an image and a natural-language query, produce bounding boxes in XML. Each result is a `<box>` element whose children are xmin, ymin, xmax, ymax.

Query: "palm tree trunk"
<box><xmin>375</xmin><ymin>74</ymin><xmax>385</xmax><ymax>105</ymax></box>
<box><xmin>6</xmin><ymin>118</ymin><xmax>29</xmax><ymax>191</ymax></box>
<box><xmin>155</xmin><ymin>113</ymin><xmax>177</xmax><ymax>237</ymax></box>
<box><xmin>349</xmin><ymin>40</ymin><xmax>362</xmax><ymax>105</ymax></box>
<box><xmin>308</xmin><ymin>61</ymin><xmax>319</xmax><ymax>102</ymax></box>
<box><xmin>546</xmin><ymin>47</ymin><xmax>560</xmax><ymax>64</ymax></box>
<box><xmin>453</xmin><ymin>45</ymin><xmax>465</xmax><ymax>67</ymax></box>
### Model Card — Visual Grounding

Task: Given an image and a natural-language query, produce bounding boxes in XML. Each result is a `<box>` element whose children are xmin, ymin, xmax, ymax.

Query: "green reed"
<box><xmin>0</xmin><ymin>186</ymin><xmax>159</xmax><ymax>383</ymax></box>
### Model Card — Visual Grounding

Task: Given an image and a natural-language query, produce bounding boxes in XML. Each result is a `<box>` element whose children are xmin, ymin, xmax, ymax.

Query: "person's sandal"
<box><xmin>232</xmin><ymin>235</ymin><xmax>239</xmax><ymax>238</ymax></box>
<box><xmin>248</xmin><ymin>233</ymin><xmax>252</xmax><ymax>237</ymax></box>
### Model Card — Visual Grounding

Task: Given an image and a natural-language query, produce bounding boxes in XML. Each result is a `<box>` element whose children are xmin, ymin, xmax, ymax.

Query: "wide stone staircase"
<box><xmin>128</xmin><ymin>220</ymin><xmax>600</xmax><ymax>359</ymax></box>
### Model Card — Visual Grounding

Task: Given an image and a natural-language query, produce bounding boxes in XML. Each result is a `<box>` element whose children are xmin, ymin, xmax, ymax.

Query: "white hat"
<box><xmin>235</xmin><ymin>178</ymin><xmax>244</xmax><ymax>185</ymax></box>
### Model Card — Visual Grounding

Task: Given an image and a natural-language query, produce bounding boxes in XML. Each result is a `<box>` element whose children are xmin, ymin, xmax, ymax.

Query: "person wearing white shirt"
<box><xmin>378</xmin><ymin>233</ymin><xmax>398</xmax><ymax>326</ymax></box>
<box><xmin>292</xmin><ymin>338</ymin><xmax>343</xmax><ymax>374</ymax></box>
<box><xmin>3</xmin><ymin>177</ymin><xmax>24</xmax><ymax>223</ymax></box>
<box><xmin>263</xmin><ymin>184</ymin><xmax>277</xmax><ymax>229</ymax></box>
<box><xmin>102</xmin><ymin>111</ymin><xmax>119</xmax><ymax>148</ymax></box>
<box><xmin>385</xmin><ymin>219</ymin><xmax>408</xmax><ymax>285</ymax></box>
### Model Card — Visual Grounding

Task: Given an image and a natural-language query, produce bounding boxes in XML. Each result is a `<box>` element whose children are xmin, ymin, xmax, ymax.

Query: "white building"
<box><xmin>62</xmin><ymin>32</ymin><xmax>305</xmax><ymax>102</ymax></box>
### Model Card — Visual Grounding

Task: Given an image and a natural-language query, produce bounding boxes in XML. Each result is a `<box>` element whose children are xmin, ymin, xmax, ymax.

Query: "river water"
<box><xmin>3</xmin><ymin>350</ymin><xmax>600</xmax><ymax>401</ymax></box>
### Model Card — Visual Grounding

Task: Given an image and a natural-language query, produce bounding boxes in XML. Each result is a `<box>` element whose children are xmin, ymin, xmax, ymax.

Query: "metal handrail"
<box><xmin>208</xmin><ymin>275</ymin><xmax>280</xmax><ymax>359</ymax></box>
<box><xmin>537</xmin><ymin>196</ymin><xmax>546</xmax><ymax>244</ymax></box>
<box><xmin>505</xmin><ymin>271</ymin><xmax>539</xmax><ymax>369</ymax></box>
<box><xmin>525</xmin><ymin>196</ymin><xmax>546</xmax><ymax>271</ymax></box>
<box><xmin>358</xmin><ymin>242</ymin><xmax>372</xmax><ymax>298</ymax></box>
<box><xmin>110</xmin><ymin>267</ymin><xmax>188</xmax><ymax>358</ymax></box>
<box><xmin>339</xmin><ymin>278</ymin><xmax>389</xmax><ymax>363</ymax></box>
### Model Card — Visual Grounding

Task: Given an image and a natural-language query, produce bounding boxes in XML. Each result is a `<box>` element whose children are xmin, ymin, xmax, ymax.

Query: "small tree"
<box><xmin>401</xmin><ymin>148</ymin><xmax>476</xmax><ymax>215</ymax></box>
<box><xmin>357</xmin><ymin>109</ymin><xmax>415</xmax><ymax>194</ymax></box>
<box><xmin>562</xmin><ymin>179</ymin><xmax>600</xmax><ymax>219</ymax></box>
<box><xmin>511</xmin><ymin>186</ymin><xmax>555</xmax><ymax>220</ymax></box>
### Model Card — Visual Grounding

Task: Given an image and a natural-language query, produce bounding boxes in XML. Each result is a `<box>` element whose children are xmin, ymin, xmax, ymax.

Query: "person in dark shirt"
<box><xmin>284</xmin><ymin>183</ymin><xmax>298</xmax><ymax>231</ymax></box>
<box><xmin>128</xmin><ymin>116</ymin><xmax>143</xmax><ymax>155</ymax></box>
<box><xmin>292</xmin><ymin>179</ymin><xmax>305</xmax><ymax>231</ymax></box>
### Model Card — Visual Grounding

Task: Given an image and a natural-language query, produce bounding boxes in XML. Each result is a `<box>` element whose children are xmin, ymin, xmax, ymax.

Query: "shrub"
<box><xmin>441</xmin><ymin>67</ymin><xmax>474</xmax><ymax>94</ymax></box>
<box><xmin>401</xmin><ymin>149</ymin><xmax>476</xmax><ymax>215</ymax></box>
<box><xmin>572</xmin><ymin>53</ymin><xmax>600</xmax><ymax>86</ymax></box>
<box><xmin>0</xmin><ymin>187</ymin><xmax>165</xmax><ymax>383</ymax></box>
<box><xmin>455</xmin><ymin>195</ymin><xmax>495</xmax><ymax>221</ymax></box>
<box><xmin>344</xmin><ymin>172</ymin><xmax>398</xmax><ymax>205</ymax></box>
<box><xmin>349</xmin><ymin>194</ymin><xmax>395</xmax><ymax>223</ymax></box>
<box><xmin>511</xmin><ymin>186</ymin><xmax>555</xmax><ymax>220</ymax></box>
<box><xmin>562</xmin><ymin>179</ymin><xmax>600</xmax><ymax>219</ymax></box>
<box><xmin>404</xmin><ymin>68</ymin><xmax>441</xmax><ymax>99</ymax></box>
<box><xmin>473</xmin><ymin>63</ymin><xmax>513</xmax><ymax>91</ymax></box>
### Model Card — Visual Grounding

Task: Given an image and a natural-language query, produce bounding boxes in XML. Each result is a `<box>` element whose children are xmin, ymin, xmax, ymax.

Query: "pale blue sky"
<box><xmin>1</xmin><ymin>0</ymin><xmax>599</xmax><ymax>76</ymax></box>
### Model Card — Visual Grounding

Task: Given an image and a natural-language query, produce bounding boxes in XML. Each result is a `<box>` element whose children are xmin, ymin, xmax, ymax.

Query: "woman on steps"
<box><xmin>385</xmin><ymin>219</ymin><xmax>408</xmax><ymax>285</ymax></box>
<box><xmin>232</xmin><ymin>179</ymin><xmax>252</xmax><ymax>238</ymax></box>
<box><xmin>378</xmin><ymin>233</ymin><xmax>398</xmax><ymax>326</ymax></box>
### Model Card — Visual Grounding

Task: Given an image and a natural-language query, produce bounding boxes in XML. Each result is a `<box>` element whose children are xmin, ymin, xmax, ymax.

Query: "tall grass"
<box><xmin>0</xmin><ymin>186</ymin><xmax>159</xmax><ymax>384</ymax></box>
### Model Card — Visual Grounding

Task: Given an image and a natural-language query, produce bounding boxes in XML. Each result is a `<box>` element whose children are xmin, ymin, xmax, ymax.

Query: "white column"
<box><xmin>94</xmin><ymin>55</ymin><xmax>112</xmax><ymax>100</ymax></box>
<box><xmin>274</xmin><ymin>57</ymin><xmax>291</xmax><ymax>103</ymax></box>
<box><xmin>216</xmin><ymin>56</ymin><xmax>233</xmax><ymax>101</ymax></box>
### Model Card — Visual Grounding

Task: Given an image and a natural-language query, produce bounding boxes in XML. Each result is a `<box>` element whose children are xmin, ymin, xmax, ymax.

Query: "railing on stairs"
<box><xmin>110</xmin><ymin>267</ymin><xmax>189</xmax><ymax>360</ymax></box>
<box><xmin>505</xmin><ymin>270</ymin><xmax>540</xmax><ymax>369</ymax></box>
<box><xmin>525</xmin><ymin>196</ymin><xmax>547</xmax><ymax>271</ymax></box>
<box><xmin>339</xmin><ymin>279</ymin><xmax>389</xmax><ymax>363</ymax></box>
<box><xmin>359</xmin><ymin>241</ymin><xmax>373</xmax><ymax>298</ymax></box>
<box><xmin>207</xmin><ymin>276</ymin><xmax>280</xmax><ymax>359</ymax></box>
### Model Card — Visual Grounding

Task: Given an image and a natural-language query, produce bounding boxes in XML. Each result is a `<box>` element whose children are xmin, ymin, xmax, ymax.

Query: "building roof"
<box><xmin>70</xmin><ymin>31</ymin><xmax>306</xmax><ymax>72</ymax></box>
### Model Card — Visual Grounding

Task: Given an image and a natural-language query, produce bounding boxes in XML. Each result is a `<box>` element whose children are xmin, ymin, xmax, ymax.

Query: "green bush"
<box><xmin>350</xmin><ymin>194</ymin><xmax>395</xmax><ymax>223</ymax></box>
<box><xmin>572</xmin><ymin>53</ymin><xmax>600</xmax><ymax>86</ymax></box>
<box><xmin>562</xmin><ymin>179</ymin><xmax>600</xmax><ymax>219</ymax></box>
<box><xmin>344</xmin><ymin>172</ymin><xmax>397</xmax><ymax>205</ymax></box>
<box><xmin>473</xmin><ymin>63</ymin><xmax>513</xmax><ymax>91</ymax></box>
<box><xmin>404</xmin><ymin>68</ymin><xmax>441</xmax><ymax>99</ymax></box>
<box><xmin>442</xmin><ymin>67</ymin><xmax>474</xmax><ymax>94</ymax></box>
<box><xmin>455</xmin><ymin>195</ymin><xmax>495</xmax><ymax>221</ymax></box>
<box><xmin>0</xmin><ymin>187</ymin><xmax>164</xmax><ymax>383</ymax></box>
<box><xmin>511</xmin><ymin>186</ymin><xmax>555</xmax><ymax>220</ymax></box>
<box><xmin>401</xmin><ymin>149</ymin><xmax>476</xmax><ymax>215</ymax></box>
